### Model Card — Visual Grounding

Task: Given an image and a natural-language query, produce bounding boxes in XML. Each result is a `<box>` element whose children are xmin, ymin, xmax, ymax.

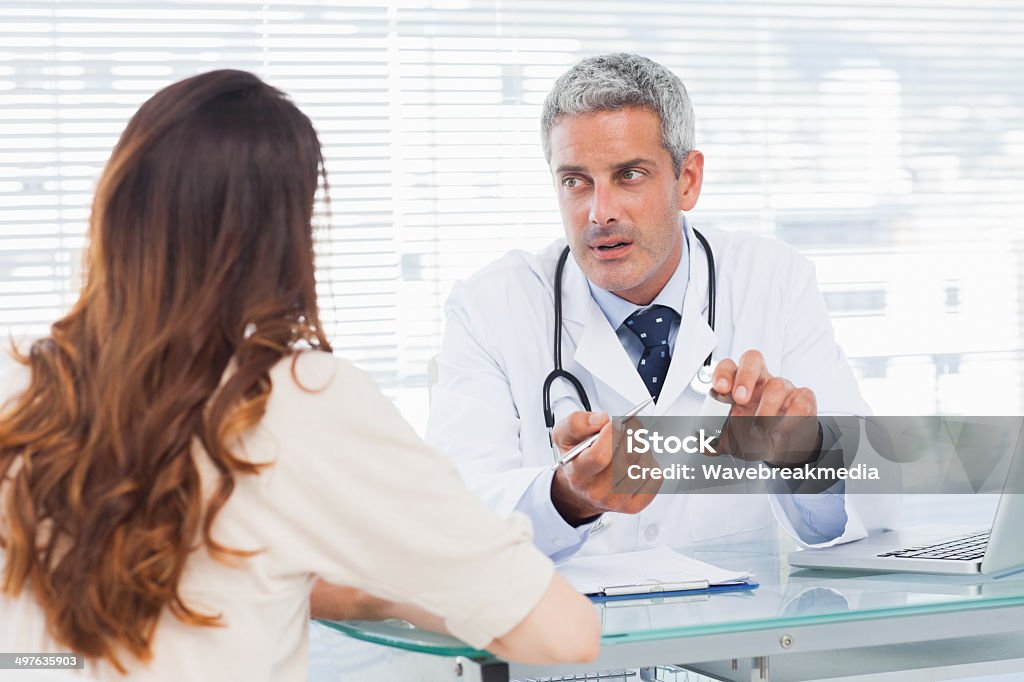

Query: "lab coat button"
<box><xmin>645</xmin><ymin>524</ymin><xmax>659</xmax><ymax>542</ymax></box>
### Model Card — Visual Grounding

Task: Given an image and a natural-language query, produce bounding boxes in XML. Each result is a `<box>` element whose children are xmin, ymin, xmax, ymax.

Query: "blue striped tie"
<box><xmin>624</xmin><ymin>305</ymin><xmax>678</xmax><ymax>402</ymax></box>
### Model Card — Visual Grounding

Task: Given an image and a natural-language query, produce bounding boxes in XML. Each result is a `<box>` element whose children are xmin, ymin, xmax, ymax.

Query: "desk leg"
<box><xmin>457</xmin><ymin>657</ymin><xmax>510</xmax><ymax>682</ymax></box>
<box><xmin>674</xmin><ymin>658</ymin><xmax>773</xmax><ymax>682</ymax></box>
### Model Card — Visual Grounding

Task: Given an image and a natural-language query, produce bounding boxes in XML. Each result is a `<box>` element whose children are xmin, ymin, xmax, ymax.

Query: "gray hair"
<box><xmin>541</xmin><ymin>53</ymin><xmax>695</xmax><ymax>176</ymax></box>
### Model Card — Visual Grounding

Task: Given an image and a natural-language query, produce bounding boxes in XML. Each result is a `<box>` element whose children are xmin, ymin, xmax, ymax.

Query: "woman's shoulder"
<box><xmin>264</xmin><ymin>350</ymin><xmax>390</xmax><ymax>425</ymax></box>
<box><xmin>269</xmin><ymin>350</ymin><xmax>374</xmax><ymax>395</ymax></box>
<box><xmin>256</xmin><ymin>350</ymin><xmax>425</xmax><ymax>478</ymax></box>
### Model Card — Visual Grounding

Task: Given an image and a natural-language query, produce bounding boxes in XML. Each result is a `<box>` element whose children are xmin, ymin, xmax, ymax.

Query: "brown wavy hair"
<box><xmin>0</xmin><ymin>69</ymin><xmax>330</xmax><ymax>670</ymax></box>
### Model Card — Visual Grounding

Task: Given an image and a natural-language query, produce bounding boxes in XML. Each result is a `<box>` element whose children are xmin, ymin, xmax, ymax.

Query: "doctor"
<box><xmin>426</xmin><ymin>53</ymin><xmax>896</xmax><ymax>560</ymax></box>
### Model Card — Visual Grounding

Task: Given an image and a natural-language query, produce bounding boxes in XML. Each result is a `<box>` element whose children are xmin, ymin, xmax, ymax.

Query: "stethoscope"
<box><xmin>542</xmin><ymin>228</ymin><xmax>716</xmax><ymax>430</ymax></box>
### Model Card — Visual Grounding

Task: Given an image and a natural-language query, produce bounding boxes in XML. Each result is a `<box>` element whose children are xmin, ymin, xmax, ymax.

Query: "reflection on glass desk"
<box><xmin>314</xmin><ymin>527</ymin><xmax>1024</xmax><ymax>682</ymax></box>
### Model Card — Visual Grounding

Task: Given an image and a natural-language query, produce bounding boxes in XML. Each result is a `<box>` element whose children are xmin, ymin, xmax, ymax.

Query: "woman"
<box><xmin>0</xmin><ymin>70</ymin><xmax>598</xmax><ymax>680</ymax></box>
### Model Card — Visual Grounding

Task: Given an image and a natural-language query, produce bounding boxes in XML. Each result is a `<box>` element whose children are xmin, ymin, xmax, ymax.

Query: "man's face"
<box><xmin>547</xmin><ymin>107</ymin><xmax>703</xmax><ymax>305</ymax></box>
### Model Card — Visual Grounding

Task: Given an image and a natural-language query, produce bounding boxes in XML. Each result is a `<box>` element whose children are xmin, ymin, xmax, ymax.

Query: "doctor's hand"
<box><xmin>549</xmin><ymin>411</ymin><xmax>661</xmax><ymax>526</ymax></box>
<box><xmin>711</xmin><ymin>350</ymin><xmax>822</xmax><ymax>468</ymax></box>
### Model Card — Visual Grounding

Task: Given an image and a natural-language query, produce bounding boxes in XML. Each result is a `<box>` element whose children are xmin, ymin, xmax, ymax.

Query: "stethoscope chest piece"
<box><xmin>689</xmin><ymin>362</ymin><xmax>714</xmax><ymax>395</ymax></box>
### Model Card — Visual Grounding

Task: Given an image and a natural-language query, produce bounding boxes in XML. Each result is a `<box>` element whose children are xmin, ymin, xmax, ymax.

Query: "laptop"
<box><xmin>789</xmin><ymin>424</ymin><xmax>1024</xmax><ymax>576</ymax></box>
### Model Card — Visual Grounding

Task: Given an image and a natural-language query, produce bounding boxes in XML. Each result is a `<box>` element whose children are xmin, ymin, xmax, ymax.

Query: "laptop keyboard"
<box><xmin>877</xmin><ymin>531</ymin><xmax>989</xmax><ymax>561</ymax></box>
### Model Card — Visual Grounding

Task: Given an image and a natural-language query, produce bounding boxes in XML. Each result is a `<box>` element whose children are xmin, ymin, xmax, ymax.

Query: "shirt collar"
<box><xmin>588</xmin><ymin>214</ymin><xmax>690</xmax><ymax>330</ymax></box>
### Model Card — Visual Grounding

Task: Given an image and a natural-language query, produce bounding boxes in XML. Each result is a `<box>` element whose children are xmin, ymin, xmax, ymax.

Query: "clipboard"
<box><xmin>587</xmin><ymin>580</ymin><xmax>759</xmax><ymax>603</ymax></box>
<box><xmin>556</xmin><ymin>546</ymin><xmax>757</xmax><ymax>602</ymax></box>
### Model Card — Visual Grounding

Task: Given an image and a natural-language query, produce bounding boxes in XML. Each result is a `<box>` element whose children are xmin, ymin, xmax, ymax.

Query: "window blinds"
<box><xmin>1</xmin><ymin>0</ymin><xmax>1022</xmax><ymax>418</ymax></box>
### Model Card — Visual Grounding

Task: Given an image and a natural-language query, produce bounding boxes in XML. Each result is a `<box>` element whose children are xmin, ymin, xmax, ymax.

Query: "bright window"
<box><xmin>2</xmin><ymin>1</ymin><xmax>1022</xmax><ymax>428</ymax></box>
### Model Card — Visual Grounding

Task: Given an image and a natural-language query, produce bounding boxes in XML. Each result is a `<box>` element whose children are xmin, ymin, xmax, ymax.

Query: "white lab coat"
<box><xmin>427</xmin><ymin>220</ymin><xmax>898</xmax><ymax>557</ymax></box>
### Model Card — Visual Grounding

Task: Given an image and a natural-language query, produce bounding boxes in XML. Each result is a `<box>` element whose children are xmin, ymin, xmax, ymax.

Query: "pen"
<box><xmin>554</xmin><ymin>396</ymin><xmax>654</xmax><ymax>468</ymax></box>
<box><xmin>602</xmin><ymin>580</ymin><xmax>710</xmax><ymax>596</ymax></box>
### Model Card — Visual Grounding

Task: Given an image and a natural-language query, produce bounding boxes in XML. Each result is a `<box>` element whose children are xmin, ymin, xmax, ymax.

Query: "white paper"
<box><xmin>556</xmin><ymin>546</ymin><xmax>753</xmax><ymax>595</ymax></box>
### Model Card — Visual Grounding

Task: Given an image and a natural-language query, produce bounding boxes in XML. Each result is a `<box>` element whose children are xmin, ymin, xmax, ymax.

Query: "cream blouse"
<box><xmin>0</xmin><ymin>351</ymin><xmax>554</xmax><ymax>680</ymax></box>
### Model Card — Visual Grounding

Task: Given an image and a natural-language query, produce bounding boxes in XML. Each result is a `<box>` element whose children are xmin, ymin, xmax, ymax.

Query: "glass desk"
<box><xmin>314</xmin><ymin>532</ymin><xmax>1024</xmax><ymax>682</ymax></box>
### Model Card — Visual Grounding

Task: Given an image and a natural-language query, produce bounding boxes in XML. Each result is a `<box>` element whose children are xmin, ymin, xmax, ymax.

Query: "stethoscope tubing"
<box><xmin>543</xmin><ymin>228</ymin><xmax>716</xmax><ymax>429</ymax></box>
